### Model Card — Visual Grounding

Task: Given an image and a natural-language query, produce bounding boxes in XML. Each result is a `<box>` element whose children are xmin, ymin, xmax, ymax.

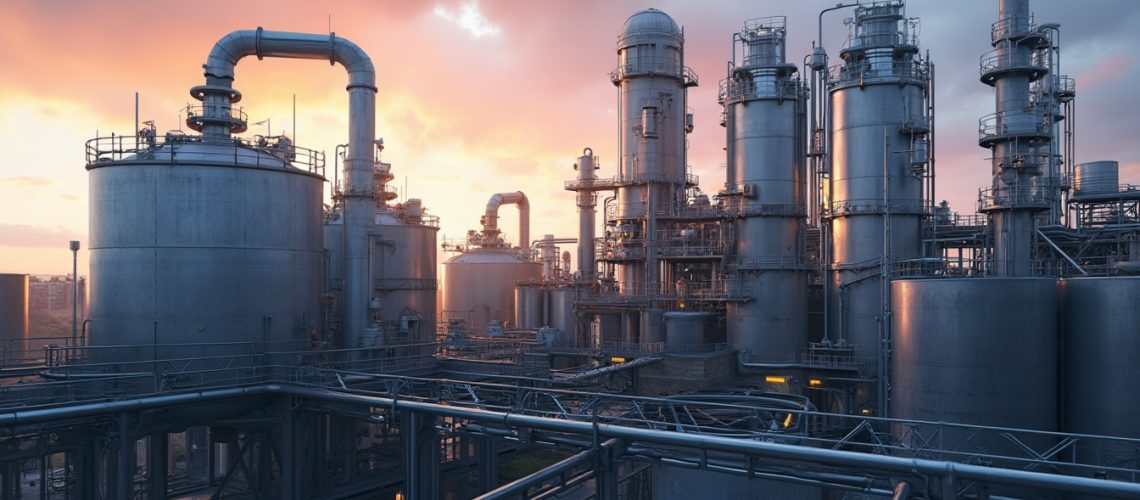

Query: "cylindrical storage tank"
<box><xmin>891</xmin><ymin>278</ymin><xmax>1057</xmax><ymax>452</ymax></box>
<box><xmin>828</xmin><ymin>2</ymin><xmax>929</xmax><ymax>358</ymax></box>
<box><xmin>1072</xmin><ymin>161</ymin><xmax>1119</xmax><ymax>196</ymax></box>
<box><xmin>547</xmin><ymin>287</ymin><xmax>577</xmax><ymax>347</ymax></box>
<box><xmin>1060</xmin><ymin>277</ymin><xmax>1140</xmax><ymax>473</ymax></box>
<box><xmin>0</xmin><ymin>274</ymin><xmax>29</xmax><ymax>356</ymax></box>
<box><xmin>371</xmin><ymin>210</ymin><xmax>438</xmax><ymax>344</ymax></box>
<box><xmin>442</xmin><ymin>248</ymin><xmax>541</xmax><ymax>334</ymax></box>
<box><xmin>513</xmin><ymin>284</ymin><xmax>544</xmax><ymax>330</ymax></box>
<box><xmin>88</xmin><ymin>141</ymin><xmax>324</xmax><ymax>362</ymax></box>
<box><xmin>664</xmin><ymin>312</ymin><xmax>713</xmax><ymax>354</ymax></box>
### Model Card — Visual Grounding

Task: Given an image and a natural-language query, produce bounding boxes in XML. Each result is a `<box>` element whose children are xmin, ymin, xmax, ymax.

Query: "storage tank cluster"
<box><xmin>562</xmin><ymin>0</ymin><xmax>1140</xmax><ymax>466</ymax></box>
<box><xmin>71</xmin><ymin>0</ymin><xmax>1140</xmax><ymax>476</ymax></box>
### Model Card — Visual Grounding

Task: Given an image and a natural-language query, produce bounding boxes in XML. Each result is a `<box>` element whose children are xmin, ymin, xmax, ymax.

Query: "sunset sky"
<box><xmin>1</xmin><ymin>0</ymin><xmax>1138</xmax><ymax>277</ymax></box>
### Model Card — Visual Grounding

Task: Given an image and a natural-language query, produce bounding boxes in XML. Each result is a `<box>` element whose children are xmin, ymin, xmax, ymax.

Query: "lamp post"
<box><xmin>70</xmin><ymin>240</ymin><xmax>79</xmax><ymax>352</ymax></box>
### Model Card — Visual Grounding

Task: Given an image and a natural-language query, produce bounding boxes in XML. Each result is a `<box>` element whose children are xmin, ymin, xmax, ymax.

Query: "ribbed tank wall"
<box><xmin>1072</xmin><ymin>161</ymin><xmax>1119</xmax><ymax>196</ymax></box>
<box><xmin>723</xmin><ymin>72</ymin><xmax>808</xmax><ymax>358</ymax></box>
<box><xmin>88</xmin><ymin>144</ymin><xmax>324</xmax><ymax>361</ymax></box>
<box><xmin>442</xmin><ymin>249</ymin><xmax>541</xmax><ymax>333</ymax></box>
<box><xmin>890</xmin><ymin>278</ymin><xmax>1057</xmax><ymax>440</ymax></box>
<box><xmin>828</xmin><ymin>82</ymin><xmax>926</xmax><ymax>356</ymax></box>
<box><xmin>1060</xmin><ymin>277</ymin><xmax>1140</xmax><ymax>472</ymax></box>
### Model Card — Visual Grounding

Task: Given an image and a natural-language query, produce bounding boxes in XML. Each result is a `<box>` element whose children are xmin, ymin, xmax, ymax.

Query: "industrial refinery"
<box><xmin>0</xmin><ymin>0</ymin><xmax>1138</xmax><ymax>498</ymax></box>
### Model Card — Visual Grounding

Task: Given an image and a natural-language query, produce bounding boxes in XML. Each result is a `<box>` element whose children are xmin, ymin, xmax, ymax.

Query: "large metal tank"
<box><xmin>1072</xmin><ymin>161</ymin><xmax>1119</xmax><ymax>197</ymax></box>
<box><xmin>0</xmin><ymin>274</ymin><xmax>29</xmax><ymax>356</ymax></box>
<box><xmin>87</xmin><ymin>139</ymin><xmax>324</xmax><ymax>361</ymax></box>
<box><xmin>890</xmin><ymin>278</ymin><xmax>1057</xmax><ymax>449</ymax></box>
<box><xmin>442</xmin><ymin>248</ymin><xmax>541</xmax><ymax>334</ymax></box>
<box><xmin>513</xmin><ymin>284</ymin><xmax>544</xmax><ymax>330</ymax></box>
<box><xmin>720</xmin><ymin>17</ymin><xmax>809</xmax><ymax>360</ymax></box>
<box><xmin>1060</xmin><ymin>277</ymin><xmax>1140</xmax><ymax>471</ymax></box>
<box><xmin>828</xmin><ymin>2</ymin><xmax>930</xmax><ymax>356</ymax></box>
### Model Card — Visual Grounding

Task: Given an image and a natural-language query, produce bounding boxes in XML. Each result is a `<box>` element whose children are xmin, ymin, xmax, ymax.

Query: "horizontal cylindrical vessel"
<box><xmin>88</xmin><ymin>141</ymin><xmax>324</xmax><ymax>362</ymax></box>
<box><xmin>891</xmin><ymin>278</ymin><xmax>1057</xmax><ymax>451</ymax></box>
<box><xmin>1072</xmin><ymin>161</ymin><xmax>1119</xmax><ymax>196</ymax></box>
<box><xmin>1060</xmin><ymin>276</ymin><xmax>1140</xmax><ymax>473</ymax></box>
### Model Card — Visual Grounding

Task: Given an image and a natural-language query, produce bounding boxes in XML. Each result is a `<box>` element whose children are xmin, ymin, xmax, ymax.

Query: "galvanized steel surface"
<box><xmin>87</xmin><ymin>143</ymin><xmax>324</xmax><ymax>360</ymax></box>
<box><xmin>1060</xmin><ymin>277</ymin><xmax>1140</xmax><ymax>468</ymax></box>
<box><xmin>890</xmin><ymin>278</ymin><xmax>1057</xmax><ymax>435</ymax></box>
<box><xmin>1072</xmin><ymin>161</ymin><xmax>1119</xmax><ymax>196</ymax></box>
<box><xmin>442</xmin><ymin>248</ymin><xmax>541</xmax><ymax>333</ymax></box>
<box><xmin>664</xmin><ymin>311</ymin><xmax>713</xmax><ymax>349</ymax></box>
<box><xmin>513</xmin><ymin>285</ymin><xmax>543</xmax><ymax>330</ymax></box>
<box><xmin>547</xmin><ymin>287</ymin><xmax>578</xmax><ymax>345</ymax></box>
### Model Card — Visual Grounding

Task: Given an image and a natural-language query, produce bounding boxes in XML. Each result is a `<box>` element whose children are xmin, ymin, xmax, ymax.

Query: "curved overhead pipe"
<box><xmin>197</xmin><ymin>28</ymin><xmax>377</xmax><ymax>349</ymax></box>
<box><xmin>482</xmin><ymin>191</ymin><xmax>530</xmax><ymax>250</ymax></box>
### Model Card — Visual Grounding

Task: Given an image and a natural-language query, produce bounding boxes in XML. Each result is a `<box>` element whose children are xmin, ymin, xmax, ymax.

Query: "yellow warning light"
<box><xmin>782</xmin><ymin>412</ymin><xmax>794</xmax><ymax>429</ymax></box>
<box><xmin>860</xmin><ymin>408</ymin><xmax>873</xmax><ymax>415</ymax></box>
<box><xmin>764</xmin><ymin>375</ymin><xmax>787</xmax><ymax>384</ymax></box>
<box><xmin>678</xmin><ymin>300</ymin><xmax>685</xmax><ymax>309</ymax></box>
<box><xmin>808</xmin><ymin>378</ymin><xmax>823</xmax><ymax>386</ymax></box>
<box><xmin>610</xmin><ymin>356</ymin><xmax>626</xmax><ymax>364</ymax></box>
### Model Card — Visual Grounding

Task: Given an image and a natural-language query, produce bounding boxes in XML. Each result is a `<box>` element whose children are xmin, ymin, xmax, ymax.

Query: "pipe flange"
<box><xmin>190</xmin><ymin>85</ymin><xmax>243</xmax><ymax>103</ymax></box>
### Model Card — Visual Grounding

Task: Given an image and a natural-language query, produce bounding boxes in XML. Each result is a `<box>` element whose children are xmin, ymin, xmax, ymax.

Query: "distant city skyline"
<box><xmin>1</xmin><ymin>0</ymin><xmax>1137</xmax><ymax>275</ymax></box>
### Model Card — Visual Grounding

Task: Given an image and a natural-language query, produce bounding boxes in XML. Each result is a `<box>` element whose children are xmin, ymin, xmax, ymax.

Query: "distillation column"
<box><xmin>576</xmin><ymin>149</ymin><xmax>598</xmax><ymax>279</ymax></box>
<box><xmin>827</xmin><ymin>2</ymin><xmax>930</xmax><ymax>358</ymax></box>
<box><xmin>978</xmin><ymin>0</ymin><xmax>1053</xmax><ymax>275</ymax></box>
<box><xmin>611</xmin><ymin>8</ymin><xmax>697</xmax><ymax>301</ymax></box>
<box><xmin>720</xmin><ymin>18</ymin><xmax>809</xmax><ymax>359</ymax></box>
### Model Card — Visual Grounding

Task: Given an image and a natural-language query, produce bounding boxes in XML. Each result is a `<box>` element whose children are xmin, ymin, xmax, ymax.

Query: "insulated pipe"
<box><xmin>483</xmin><ymin>191</ymin><xmax>529</xmax><ymax>250</ymax></box>
<box><xmin>198</xmin><ymin>28</ymin><xmax>377</xmax><ymax>349</ymax></box>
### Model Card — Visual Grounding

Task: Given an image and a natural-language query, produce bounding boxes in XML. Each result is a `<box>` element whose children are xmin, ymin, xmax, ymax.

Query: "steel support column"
<box><xmin>402</xmin><ymin>411</ymin><xmax>440</xmax><ymax>500</ymax></box>
<box><xmin>148</xmin><ymin>433</ymin><xmax>167</xmax><ymax>500</ymax></box>
<box><xmin>477</xmin><ymin>435</ymin><xmax>498</xmax><ymax>492</ymax></box>
<box><xmin>116</xmin><ymin>413</ymin><xmax>134</xmax><ymax>500</ymax></box>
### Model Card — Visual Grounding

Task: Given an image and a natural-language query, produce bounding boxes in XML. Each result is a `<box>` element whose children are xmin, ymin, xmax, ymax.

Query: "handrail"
<box><xmin>85</xmin><ymin>133</ymin><xmax>326</xmax><ymax>176</ymax></box>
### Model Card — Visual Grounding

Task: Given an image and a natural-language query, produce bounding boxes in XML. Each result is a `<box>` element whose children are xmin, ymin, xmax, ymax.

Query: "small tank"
<box><xmin>1073</xmin><ymin>161</ymin><xmax>1119</xmax><ymax>197</ymax></box>
<box><xmin>547</xmin><ymin>286</ymin><xmax>577</xmax><ymax>347</ymax></box>
<box><xmin>0</xmin><ymin>274</ymin><xmax>29</xmax><ymax>355</ymax></box>
<box><xmin>513</xmin><ymin>284</ymin><xmax>544</xmax><ymax>330</ymax></box>
<box><xmin>443</xmin><ymin>248</ymin><xmax>541</xmax><ymax>334</ymax></box>
<box><xmin>664</xmin><ymin>312</ymin><xmax>714</xmax><ymax>353</ymax></box>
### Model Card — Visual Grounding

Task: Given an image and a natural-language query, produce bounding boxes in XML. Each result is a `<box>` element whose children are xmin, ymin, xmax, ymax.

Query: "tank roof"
<box><xmin>622</xmin><ymin>8</ymin><xmax>680</xmax><ymax>37</ymax></box>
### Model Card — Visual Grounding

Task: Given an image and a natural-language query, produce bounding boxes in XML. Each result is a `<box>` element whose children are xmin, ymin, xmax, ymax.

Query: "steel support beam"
<box><xmin>148</xmin><ymin>433</ymin><xmax>168</xmax><ymax>500</ymax></box>
<box><xmin>477</xmin><ymin>439</ymin><xmax>621</xmax><ymax>499</ymax></box>
<box><xmin>402</xmin><ymin>410</ymin><xmax>440</xmax><ymax>500</ymax></box>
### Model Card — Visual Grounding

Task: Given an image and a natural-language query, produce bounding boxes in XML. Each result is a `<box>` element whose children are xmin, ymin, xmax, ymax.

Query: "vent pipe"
<box><xmin>482</xmin><ymin>191</ymin><xmax>530</xmax><ymax>251</ymax></box>
<box><xmin>195</xmin><ymin>28</ymin><xmax>377</xmax><ymax>348</ymax></box>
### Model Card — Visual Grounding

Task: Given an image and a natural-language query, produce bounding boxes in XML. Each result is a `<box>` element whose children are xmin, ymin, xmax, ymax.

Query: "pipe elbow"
<box><xmin>204</xmin><ymin>30</ymin><xmax>259</xmax><ymax>80</ymax></box>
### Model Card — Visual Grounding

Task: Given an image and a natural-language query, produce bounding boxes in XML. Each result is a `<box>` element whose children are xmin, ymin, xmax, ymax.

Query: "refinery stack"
<box><xmin>0</xmin><ymin>1</ymin><xmax>1138</xmax><ymax>498</ymax></box>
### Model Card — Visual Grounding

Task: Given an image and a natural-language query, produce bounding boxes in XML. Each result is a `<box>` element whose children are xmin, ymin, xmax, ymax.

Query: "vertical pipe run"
<box><xmin>197</xmin><ymin>28</ymin><xmax>377</xmax><ymax>348</ymax></box>
<box><xmin>577</xmin><ymin>149</ymin><xmax>598</xmax><ymax>279</ymax></box>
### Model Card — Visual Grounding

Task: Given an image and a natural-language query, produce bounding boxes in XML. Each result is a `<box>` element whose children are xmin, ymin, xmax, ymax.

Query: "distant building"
<box><xmin>28</xmin><ymin>275</ymin><xmax>86</xmax><ymax>339</ymax></box>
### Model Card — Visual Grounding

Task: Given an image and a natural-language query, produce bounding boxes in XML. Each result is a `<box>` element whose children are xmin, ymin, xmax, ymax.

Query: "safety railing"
<box><xmin>85</xmin><ymin>133</ymin><xmax>326</xmax><ymax>176</ymax></box>
<box><xmin>184</xmin><ymin>103</ymin><xmax>248</xmax><ymax>132</ymax></box>
<box><xmin>718</xmin><ymin>76</ymin><xmax>800</xmax><ymax>103</ymax></box>
<box><xmin>827</xmin><ymin>198</ymin><xmax>927</xmax><ymax>216</ymax></box>
<box><xmin>610</xmin><ymin>63</ymin><xmax>698</xmax><ymax>87</ymax></box>
<box><xmin>979</xmin><ymin>47</ymin><xmax>1047</xmax><ymax>79</ymax></box>
<box><xmin>991</xmin><ymin>15</ymin><xmax>1036</xmax><ymax>43</ymax></box>
<box><xmin>978</xmin><ymin>184</ymin><xmax>1054</xmax><ymax>211</ymax></box>
<box><xmin>977</xmin><ymin>109</ymin><xmax>1050</xmax><ymax>144</ymax></box>
<box><xmin>828</xmin><ymin>60</ymin><xmax>929</xmax><ymax>88</ymax></box>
